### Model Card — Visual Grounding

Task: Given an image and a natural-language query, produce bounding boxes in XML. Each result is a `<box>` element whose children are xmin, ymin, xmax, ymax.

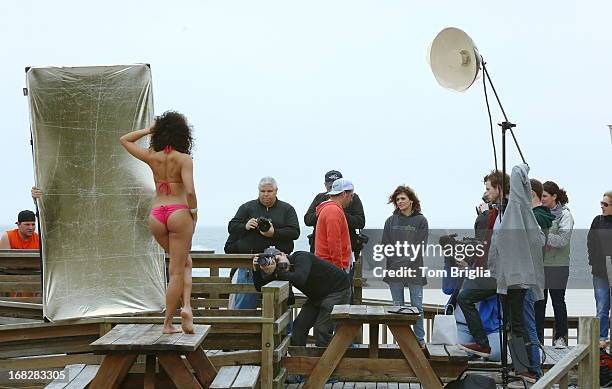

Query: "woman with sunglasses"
<box><xmin>381</xmin><ymin>185</ymin><xmax>428</xmax><ymax>347</ymax></box>
<box><xmin>588</xmin><ymin>191</ymin><xmax>612</xmax><ymax>348</ymax></box>
<box><xmin>534</xmin><ymin>181</ymin><xmax>573</xmax><ymax>348</ymax></box>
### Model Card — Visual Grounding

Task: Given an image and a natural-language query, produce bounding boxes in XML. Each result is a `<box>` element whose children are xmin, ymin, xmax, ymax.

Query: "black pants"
<box><xmin>458</xmin><ymin>287</ymin><xmax>527</xmax><ymax>348</ymax></box>
<box><xmin>458</xmin><ymin>288</ymin><xmax>497</xmax><ymax>348</ymax></box>
<box><xmin>291</xmin><ymin>287</ymin><xmax>352</xmax><ymax>347</ymax></box>
<box><xmin>534</xmin><ymin>266</ymin><xmax>569</xmax><ymax>343</ymax></box>
<box><xmin>502</xmin><ymin>289</ymin><xmax>528</xmax><ymax>340</ymax></box>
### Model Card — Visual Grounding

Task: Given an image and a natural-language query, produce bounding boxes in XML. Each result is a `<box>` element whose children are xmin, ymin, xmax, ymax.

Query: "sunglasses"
<box><xmin>602</xmin><ymin>201</ymin><xmax>610</xmax><ymax>208</ymax></box>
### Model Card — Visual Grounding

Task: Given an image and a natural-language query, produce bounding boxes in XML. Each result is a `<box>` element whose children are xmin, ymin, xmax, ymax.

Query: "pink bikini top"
<box><xmin>157</xmin><ymin>145</ymin><xmax>179</xmax><ymax>195</ymax></box>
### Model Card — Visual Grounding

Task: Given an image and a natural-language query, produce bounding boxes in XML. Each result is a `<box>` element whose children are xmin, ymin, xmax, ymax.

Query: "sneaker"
<box><xmin>601</xmin><ymin>339</ymin><xmax>610</xmax><ymax>349</ymax></box>
<box><xmin>509</xmin><ymin>370</ymin><xmax>538</xmax><ymax>384</ymax></box>
<box><xmin>457</xmin><ymin>343</ymin><xmax>491</xmax><ymax>358</ymax></box>
<box><xmin>553</xmin><ymin>337</ymin><xmax>567</xmax><ymax>349</ymax></box>
<box><xmin>418</xmin><ymin>340</ymin><xmax>426</xmax><ymax>349</ymax></box>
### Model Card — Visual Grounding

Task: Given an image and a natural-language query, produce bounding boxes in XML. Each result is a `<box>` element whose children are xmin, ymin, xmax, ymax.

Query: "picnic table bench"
<box><xmin>290</xmin><ymin>305</ymin><xmax>467</xmax><ymax>389</ymax></box>
<box><xmin>88</xmin><ymin>323</ymin><xmax>217</xmax><ymax>389</ymax></box>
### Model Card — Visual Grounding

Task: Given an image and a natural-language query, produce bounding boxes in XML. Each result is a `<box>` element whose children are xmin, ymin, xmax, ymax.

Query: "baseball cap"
<box><xmin>324</xmin><ymin>170</ymin><xmax>343</xmax><ymax>183</ymax></box>
<box><xmin>17</xmin><ymin>210</ymin><xmax>36</xmax><ymax>223</ymax></box>
<box><xmin>327</xmin><ymin>178</ymin><xmax>354</xmax><ymax>195</ymax></box>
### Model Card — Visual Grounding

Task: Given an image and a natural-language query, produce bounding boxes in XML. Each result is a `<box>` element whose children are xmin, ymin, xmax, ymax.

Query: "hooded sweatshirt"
<box><xmin>314</xmin><ymin>200</ymin><xmax>352</xmax><ymax>270</ymax></box>
<box><xmin>381</xmin><ymin>211</ymin><xmax>429</xmax><ymax>286</ymax></box>
<box><xmin>488</xmin><ymin>164</ymin><xmax>545</xmax><ymax>299</ymax></box>
<box><xmin>543</xmin><ymin>204</ymin><xmax>574</xmax><ymax>267</ymax></box>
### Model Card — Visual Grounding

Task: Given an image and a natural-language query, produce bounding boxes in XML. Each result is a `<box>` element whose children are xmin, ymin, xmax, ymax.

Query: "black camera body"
<box><xmin>256</xmin><ymin>217</ymin><xmax>272</xmax><ymax>232</ymax></box>
<box><xmin>254</xmin><ymin>246</ymin><xmax>290</xmax><ymax>271</ymax></box>
<box><xmin>254</xmin><ymin>253</ymin><xmax>289</xmax><ymax>271</ymax></box>
<box><xmin>256</xmin><ymin>253</ymin><xmax>276</xmax><ymax>267</ymax></box>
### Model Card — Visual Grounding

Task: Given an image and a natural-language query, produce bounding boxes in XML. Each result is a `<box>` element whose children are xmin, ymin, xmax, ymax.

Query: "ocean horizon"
<box><xmin>1</xmin><ymin>224</ymin><xmax>599</xmax><ymax>318</ymax></box>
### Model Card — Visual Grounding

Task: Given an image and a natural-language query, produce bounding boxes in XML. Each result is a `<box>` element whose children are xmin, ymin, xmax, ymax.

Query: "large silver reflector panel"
<box><xmin>26</xmin><ymin>64</ymin><xmax>166</xmax><ymax>321</ymax></box>
<box><xmin>429</xmin><ymin>27</ymin><xmax>481</xmax><ymax>92</ymax></box>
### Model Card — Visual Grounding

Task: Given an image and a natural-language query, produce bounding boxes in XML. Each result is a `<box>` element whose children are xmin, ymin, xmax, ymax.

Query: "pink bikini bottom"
<box><xmin>150</xmin><ymin>204</ymin><xmax>189</xmax><ymax>225</ymax></box>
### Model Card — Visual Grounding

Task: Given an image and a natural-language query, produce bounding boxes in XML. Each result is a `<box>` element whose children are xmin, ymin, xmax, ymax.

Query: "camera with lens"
<box><xmin>254</xmin><ymin>246</ymin><xmax>289</xmax><ymax>271</ymax></box>
<box><xmin>353</xmin><ymin>232</ymin><xmax>369</xmax><ymax>251</ymax></box>
<box><xmin>256</xmin><ymin>252</ymin><xmax>276</xmax><ymax>268</ymax></box>
<box><xmin>439</xmin><ymin>234</ymin><xmax>484</xmax><ymax>266</ymax></box>
<box><xmin>256</xmin><ymin>217</ymin><xmax>272</xmax><ymax>232</ymax></box>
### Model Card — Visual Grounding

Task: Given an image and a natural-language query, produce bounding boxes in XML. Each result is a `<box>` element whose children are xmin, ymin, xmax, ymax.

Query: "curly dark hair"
<box><xmin>388</xmin><ymin>185</ymin><xmax>421</xmax><ymax>214</ymax></box>
<box><xmin>483</xmin><ymin>169</ymin><xmax>510</xmax><ymax>196</ymax></box>
<box><xmin>543</xmin><ymin>180</ymin><xmax>569</xmax><ymax>205</ymax></box>
<box><xmin>149</xmin><ymin>111</ymin><xmax>194</xmax><ymax>154</ymax></box>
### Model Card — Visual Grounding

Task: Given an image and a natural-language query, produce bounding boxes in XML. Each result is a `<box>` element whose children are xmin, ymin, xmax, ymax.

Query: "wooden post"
<box><xmin>577</xmin><ymin>317</ymin><xmax>599</xmax><ymax>388</ymax></box>
<box><xmin>261</xmin><ymin>285</ymin><xmax>276</xmax><ymax>389</ymax></box>
<box><xmin>99</xmin><ymin>322</ymin><xmax>113</xmax><ymax>337</ymax></box>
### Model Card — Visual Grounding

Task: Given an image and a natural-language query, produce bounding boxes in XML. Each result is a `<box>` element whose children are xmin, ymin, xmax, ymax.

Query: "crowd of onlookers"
<box><xmin>3</xmin><ymin>169</ymin><xmax>611</xmax><ymax>385</ymax></box>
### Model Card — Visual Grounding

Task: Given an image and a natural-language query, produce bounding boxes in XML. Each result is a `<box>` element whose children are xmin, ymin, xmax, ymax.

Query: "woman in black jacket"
<box><xmin>588</xmin><ymin>190</ymin><xmax>612</xmax><ymax>348</ymax></box>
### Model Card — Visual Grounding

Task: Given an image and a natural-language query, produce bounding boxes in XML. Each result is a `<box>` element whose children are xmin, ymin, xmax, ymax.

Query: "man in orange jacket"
<box><xmin>0</xmin><ymin>210</ymin><xmax>40</xmax><ymax>250</ymax></box>
<box><xmin>0</xmin><ymin>210</ymin><xmax>41</xmax><ymax>298</ymax></box>
<box><xmin>314</xmin><ymin>178</ymin><xmax>354</xmax><ymax>271</ymax></box>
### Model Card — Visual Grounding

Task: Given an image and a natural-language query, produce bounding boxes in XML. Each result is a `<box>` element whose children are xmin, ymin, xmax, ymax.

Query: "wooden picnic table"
<box><xmin>303</xmin><ymin>305</ymin><xmax>443</xmax><ymax>389</ymax></box>
<box><xmin>89</xmin><ymin>323</ymin><xmax>217</xmax><ymax>389</ymax></box>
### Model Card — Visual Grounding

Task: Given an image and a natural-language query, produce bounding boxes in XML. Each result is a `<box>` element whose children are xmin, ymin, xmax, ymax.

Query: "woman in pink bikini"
<box><xmin>120</xmin><ymin>111</ymin><xmax>197</xmax><ymax>334</ymax></box>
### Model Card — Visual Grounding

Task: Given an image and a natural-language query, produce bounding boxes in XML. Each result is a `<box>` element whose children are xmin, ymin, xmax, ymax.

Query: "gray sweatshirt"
<box><xmin>487</xmin><ymin>164</ymin><xmax>545</xmax><ymax>300</ymax></box>
<box><xmin>381</xmin><ymin>211</ymin><xmax>429</xmax><ymax>286</ymax></box>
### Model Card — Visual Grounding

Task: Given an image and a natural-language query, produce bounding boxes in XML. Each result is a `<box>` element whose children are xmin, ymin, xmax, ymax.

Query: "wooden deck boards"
<box><xmin>282</xmin><ymin>346</ymin><xmax>578</xmax><ymax>388</ymax></box>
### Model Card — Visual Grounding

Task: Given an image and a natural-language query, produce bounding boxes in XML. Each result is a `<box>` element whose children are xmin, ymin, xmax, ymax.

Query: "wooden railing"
<box><xmin>532</xmin><ymin>317</ymin><xmax>599</xmax><ymax>389</ymax></box>
<box><xmin>0</xmin><ymin>250</ymin><xmax>290</xmax><ymax>389</ymax></box>
<box><xmin>0</xmin><ymin>250</ymin><xmax>602</xmax><ymax>387</ymax></box>
<box><xmin>0</xmin><ymin>249</ymin><xmax>586</xmax><ymax>344</ymax></box>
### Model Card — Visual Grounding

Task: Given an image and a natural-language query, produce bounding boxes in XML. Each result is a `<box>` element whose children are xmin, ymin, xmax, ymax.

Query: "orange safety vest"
<box><xmin>6</xmin><ymin>229</ymin><xmax>40</xmax><ymax>250</ymax></box>
<box><xmin>5</xmin><ymin>229</ymin><xmax>40</xmax><ymax>298</ymax></box>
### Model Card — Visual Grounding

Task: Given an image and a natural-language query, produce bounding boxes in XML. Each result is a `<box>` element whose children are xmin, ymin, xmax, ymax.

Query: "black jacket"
<box><xmin>253</xmin><ymin>251</ymin><xmax>350</xmax><ymax>301</ymax></box>
<box><xmin>304</xmin><ymin>192</ymin><xmax>365</xmax><ymax>252</ymax></box>
<box><xmin>588</xmin><ymin>215</ymin><xmax>612</xmax><ymax>278</ymax></box>
<box><xmin>224</xmin><ymin>198</ymin><xmax>300</xmax><ymax>254</ymax></box>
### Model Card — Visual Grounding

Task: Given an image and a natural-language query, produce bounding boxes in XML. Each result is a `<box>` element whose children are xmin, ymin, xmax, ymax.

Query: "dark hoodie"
<box><xmin>381</xmin><ymin>211</ymin><xmax>429</xmax><ymax>286</ymax></box>
<box><xmin>588</xmin><ymin>214</ymin><xmax>612</xmax><ymax>278</ymax></box>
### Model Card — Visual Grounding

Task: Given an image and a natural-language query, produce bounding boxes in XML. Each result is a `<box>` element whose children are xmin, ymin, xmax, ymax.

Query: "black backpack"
<box><xmin>445</xmin><ymin>374</ymin><xmax>496</xmax><ymax>389</ymax></box>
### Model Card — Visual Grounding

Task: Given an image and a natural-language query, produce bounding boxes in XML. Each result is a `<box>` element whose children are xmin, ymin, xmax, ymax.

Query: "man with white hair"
<box><xmin>224</xmin><ymin>176</ymin><xmax>300</xmax><ymax>309</ymax></box>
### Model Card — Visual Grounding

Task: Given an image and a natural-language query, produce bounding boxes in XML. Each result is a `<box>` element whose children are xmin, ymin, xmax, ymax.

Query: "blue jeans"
<box><xmin>388</xmin><ymin>282</ymin><xmax>424</xmax><ymax>342</ymax></box>
<box><xmin>523</xmin><ymin>289</ymin><xmax>542</xmax><ymax>378</ymax></box>
<box><xmin>593</xmin><ymin>275</ymin><xmax>610</xmax><ymax>340</ymax></box>
<box><xmin>232</xmin><ymin>268</ymin><xmax>258</xmax><ymax>309</ymax></box>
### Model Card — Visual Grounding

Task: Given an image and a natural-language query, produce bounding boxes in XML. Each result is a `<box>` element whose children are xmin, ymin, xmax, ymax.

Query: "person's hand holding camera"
<box><xmin>245</xmin><ymin>218</ymin><xmax>258</xmax><ymax>231</ymax></box>
<box><xmin>477</xmin><ymin>202</ymin><xmax>489</xmax><ymax>215</ymax></box>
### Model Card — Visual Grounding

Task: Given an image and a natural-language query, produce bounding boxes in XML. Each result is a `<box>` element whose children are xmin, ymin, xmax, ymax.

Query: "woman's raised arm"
<box><xmin>119</xmin><ymin>126</ymin><xmax>153</xmax><ymax>162</ymax></box>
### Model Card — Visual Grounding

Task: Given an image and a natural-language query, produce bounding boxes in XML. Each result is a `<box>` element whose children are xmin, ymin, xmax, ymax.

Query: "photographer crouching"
<box><xmin>253</xmin><ymin>247</ymin><xmax>351</xmax><ymax>347</ymax></box>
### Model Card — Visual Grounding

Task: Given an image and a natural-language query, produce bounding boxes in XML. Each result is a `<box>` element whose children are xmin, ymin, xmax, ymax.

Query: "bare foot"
<box><xmin>162</xmin><ymin>325</ymin><xmax>182</xmax><ymax>334</ymax></box>
<box><xmin>181</xmin><ymin>307</ymin><xmax>194</xmax><ymax>334</ymax></box>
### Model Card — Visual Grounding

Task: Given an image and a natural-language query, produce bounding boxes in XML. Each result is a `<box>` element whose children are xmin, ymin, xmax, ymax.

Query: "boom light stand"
<box><xmin>428</xmin><ymin>27</ymin><xmax>531</xmax><ymax>387</ymax></box>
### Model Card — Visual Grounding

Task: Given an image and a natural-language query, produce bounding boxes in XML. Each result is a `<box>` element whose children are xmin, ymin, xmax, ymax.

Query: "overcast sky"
<box><xmin>1</xmin><ymin>0</ymin><xmax>610</xmax><ymax>229</ymax></box>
